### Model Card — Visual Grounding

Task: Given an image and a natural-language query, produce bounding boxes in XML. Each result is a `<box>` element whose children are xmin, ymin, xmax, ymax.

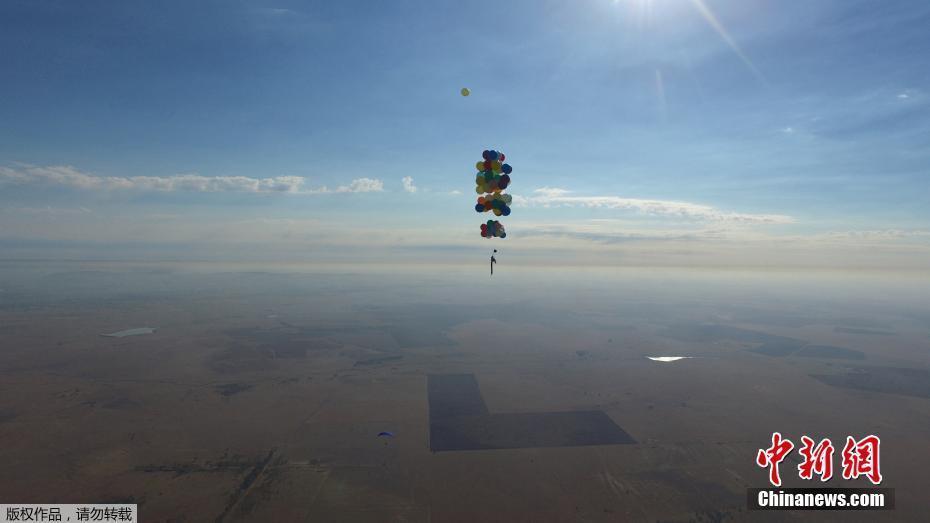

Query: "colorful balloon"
<box><xmin>499</xmin><ymin>174</ymin><xmax>510</xmax><ymax>190</ymax></box>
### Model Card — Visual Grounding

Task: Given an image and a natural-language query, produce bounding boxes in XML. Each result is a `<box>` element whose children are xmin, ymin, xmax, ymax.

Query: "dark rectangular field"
<box><xmin>429</xmin><ymin>411</ymin><xmax>637</xmax><ymax>451</ymax></box>
<box><xmin>428</xmin><ymin>374</ymin><xmax>636</xmax><ymax>452</ymax></box>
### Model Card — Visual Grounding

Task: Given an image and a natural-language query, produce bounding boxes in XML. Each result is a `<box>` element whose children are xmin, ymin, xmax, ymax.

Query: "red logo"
<box><xmin>757</xmin><ymin>433</ymin><xmax>882</xmax><ymax>486</ymax></box>
<box><xmin>841</xmin><ymin>435</ymin><xmax>882</xmax><ymax>485</ymax></box>
<box><xmin>797</xmin><ymin>436</ymin><xmax>834</xmax><ymax>481</ymax></box>
<box><xmin>756</xmin><ymin>432</ymin><xmax>795</xmax><ymax>487</ymax></box>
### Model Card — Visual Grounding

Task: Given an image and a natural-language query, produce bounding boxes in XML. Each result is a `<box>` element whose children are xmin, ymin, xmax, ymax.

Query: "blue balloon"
<box><xmin>500</xmin><ymin>232</ymin><xmax>507</xmax><ymax>238</ymax></box>
<box><xmin>475</xmin><ymin>203</ymin><xmax>484</xmax><ymax>212</ymax></box>
<box><xmin>482</xmin><ymin>150</ymin><xmax>491</xmax><ymax>160</ymax></box>
<box><xmin>502</xmin><ymin>207</ymin><xmax>511</xmax><ymax>216</ymax></box>
<box><xmin>502</xmin><ymin>164</ymin><xmax>512</xmax><ymax>174</ymax></box>
<box><xmin>487</xmin><ymin>150</ymin><xmax>499</xmax><ymax>161</ymax></box>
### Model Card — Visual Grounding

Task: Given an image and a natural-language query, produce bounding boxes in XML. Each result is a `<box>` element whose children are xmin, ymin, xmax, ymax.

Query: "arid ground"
<box><xmin>1</xmin><ymin>261</ymin><xmax>928</xmax><ymax>522</ymax></box>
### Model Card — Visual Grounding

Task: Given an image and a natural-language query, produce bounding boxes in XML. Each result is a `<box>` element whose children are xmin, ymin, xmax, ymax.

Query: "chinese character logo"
<box><xmin>756</xmin><ymin>432</ymin><xmax>795</xmax><ymax>487</ymax></box>
<box><xmin>841</xmin><ymin>434</ymin><xmax>883</xmax><ymax>485</ymax></box>
<box><xmin>756</xmin><ymin>432</ymin><xmax>883</xmax><ymax>486</ymax></box>
<box><xmin>798</xmin><ymin>435</ymin><xmax>835</xmax><ymax>481</ymax></box>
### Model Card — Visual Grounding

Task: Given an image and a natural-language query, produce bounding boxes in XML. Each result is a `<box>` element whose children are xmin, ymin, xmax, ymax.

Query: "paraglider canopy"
<box><xmin>377</xmin><ymin>431</ymin><xmax>395</xmax><ymax>438</ymax></box>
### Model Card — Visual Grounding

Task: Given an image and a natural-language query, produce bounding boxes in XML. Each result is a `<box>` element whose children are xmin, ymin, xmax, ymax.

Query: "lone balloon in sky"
<box><xmin>460</xmin><ymin>87</ymin><xmax>470</xmax><ymax>97</ymax></box>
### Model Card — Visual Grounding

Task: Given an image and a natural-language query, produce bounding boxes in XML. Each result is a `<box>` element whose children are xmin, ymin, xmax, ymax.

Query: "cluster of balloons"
<box><xmin>480</xmin><ymin>219</ymin><xmax>506</xmax><ymax>239</ymax></box>
<box><xmin>473</xmin><ymin>149</ymin><xmax>513</xmax><ymax>239</ymax></box>
<box><xmin>475</xmin><ymin>193</ymin><xmax>512</xmax><ymax>216</ymax></box>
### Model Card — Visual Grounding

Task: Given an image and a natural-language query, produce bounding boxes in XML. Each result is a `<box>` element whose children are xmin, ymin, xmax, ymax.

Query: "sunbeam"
<box><xmin>688</xmin><ymin>0</ymin><xmax>766</xmax><ymax>82</ymax></box>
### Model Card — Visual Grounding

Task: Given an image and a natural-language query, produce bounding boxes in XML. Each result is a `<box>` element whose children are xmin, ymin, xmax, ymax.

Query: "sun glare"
<box><xmin>612</xmin><ymin>0</ymin><xmax>765</xmax><ymax>82</ymax></box>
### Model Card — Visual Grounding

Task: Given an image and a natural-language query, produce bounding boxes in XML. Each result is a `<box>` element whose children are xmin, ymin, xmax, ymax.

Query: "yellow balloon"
<box><xmin>460</xmin><ymin>87</ymin><xmax>470</xmax><ymax>97</ymax></box>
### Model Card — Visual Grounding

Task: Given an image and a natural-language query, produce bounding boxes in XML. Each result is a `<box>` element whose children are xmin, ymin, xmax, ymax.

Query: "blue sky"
<box><xmin>1</xmin><ymin>0</ymin><xmax>928</xmax><ymax>268</ymax></box>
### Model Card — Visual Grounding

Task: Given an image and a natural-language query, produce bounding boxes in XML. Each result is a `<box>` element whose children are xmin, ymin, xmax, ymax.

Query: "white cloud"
<box><xmin>516</xmin><ymin>187</ymin><xmax>795</xmax><ymax>224</ymax></box>
<box><xmin>401</xmin><ymin>176</ymin><xmax>417</xmax><ymax>193</ymax></box>
<box><xmin>781</xmin><ymin>126</ymin><xmax>795</xmax><ymax>134</ymax></box>
<box><xmin>252</xmin><ymin>7</ymin><xmax>297</xmax><ymax>17</ymax></box>
<box><xmin>532</xmin><ymin>187</ymin><xmax>571</xmax><ymax>198</ymax></box>
<box><xmin>897</xmin><ymin>93</ymin><xmax>909</xmax><ymax>99</ymax></box>
<box><xmin>0</xmin><ymin>164</ymin><xmax>384</xmax><ymax>194</ymax></box>
<box><xmin>336</xmin><ymin>177</ymin><xmax>383</xmax><ymax>193</ymax></box>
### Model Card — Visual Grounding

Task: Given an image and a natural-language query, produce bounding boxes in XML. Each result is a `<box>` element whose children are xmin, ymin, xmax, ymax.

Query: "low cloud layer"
<box><xmin>0</xmin><ymin>164</ymin><xmax>383</xmax><ymax>194</ymax></box>
<box><xmin>519</xmin><ymin>225</ymin><xmax>725</xmax><ymax>244</ymax></box>
<box><xmin>517</xmin><ymin>187</ymin><xmax>795</xmax><ymax>224</ymax></box>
